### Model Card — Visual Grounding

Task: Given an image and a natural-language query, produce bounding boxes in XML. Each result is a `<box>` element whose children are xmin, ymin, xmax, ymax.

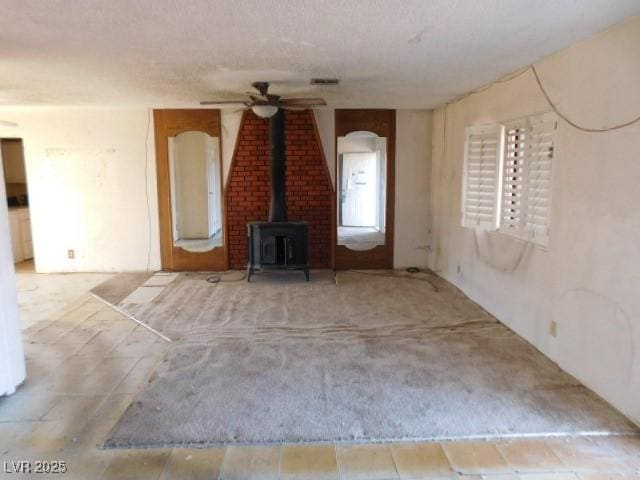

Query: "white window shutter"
<box><xmin>461</xmin><ymin>124</ymin><xmax>504</xmax><ymax>230</ymax></box>
<box><xmin>524</xmin><ymin>112</ymin><xmax>556</xmax><ymax>246</ymax></box>
<box><xmin>501</xmin><ymin>120</ymin><xmax>527</xmax><ymax>235</ymax></box>
<box><xmin>500</xmin><ymin>112</ymin><xmax>556</xmax><ymax>246</ymax></box>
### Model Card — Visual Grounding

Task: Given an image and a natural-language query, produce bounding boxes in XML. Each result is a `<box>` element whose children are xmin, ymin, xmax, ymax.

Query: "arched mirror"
<box><xmin>154</xmin><ymin>109</ymin><xmax>226</xmax><ymax>271</ymax></box>
<box><xmin>169</xmin><ymin>131</ymin><xmax>222</xmax><ymax>252</ymax></box>
<box><xmin>334</xmin><ymin>109</ymin><xmax>395</xmax><ymax>270</ymax></box>
<box><xmin>337</xmin><ymin>131</ymin><xmax>387</xmax><ymax>251</ymax></box>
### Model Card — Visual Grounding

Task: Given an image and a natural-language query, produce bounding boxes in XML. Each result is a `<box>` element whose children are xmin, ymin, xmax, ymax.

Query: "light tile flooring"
<box><xmin>1</xmin><ymin>272</ymin><xmax>640</xmax><ymax>479</ymax></box>
<box><xmin>14</xmin><ymin>260</ymin><xmax>114</xmax><ymax>329</ymax></box>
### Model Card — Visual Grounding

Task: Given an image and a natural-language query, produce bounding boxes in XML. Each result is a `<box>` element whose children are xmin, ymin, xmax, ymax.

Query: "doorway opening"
<box><xmin>333</xmin><ymin>109</ymin><xmax>395</xmax><ymax>270</ymax></box>
<box><xmin>1</xmin><ymin>138</ymin><xmax>34</xmax><ymax>271</ymax></box>
<box><xmin>168</xmin><ymin>131</ymin><xmax>223</xmax><ymax>253</ymax></box>
<box><xmin>337</xmin><ymin>132</ymin><xmax>387</xmax><ymax>251</ymax></box>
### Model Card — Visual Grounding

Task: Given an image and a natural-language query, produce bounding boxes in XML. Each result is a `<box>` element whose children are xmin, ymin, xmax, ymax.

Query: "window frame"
<box><xmin>461</xmin><ymin>111</ymin><xmax>557</xmax><ymax>248</ymax></box>
<box><xmin>498</xmin><ymin>111</ymin><xmax>557</xmax><ymax>247</ymax></box>
<box><xmin>460</xmin><ymin>124</ymin><xmax>505</xmax><ymax>231</ymax></box>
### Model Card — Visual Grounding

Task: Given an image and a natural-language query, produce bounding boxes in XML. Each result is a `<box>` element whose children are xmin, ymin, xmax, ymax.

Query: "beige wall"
<box><xmin>428</xmin><ymin>17</ymin><xmax>640</xmax><ymax>423</ymax></box>
<box><xmin>395</xmin><ymin>110</ymin><xmax>432</xmax><ymax>267</ymax></box>
<box><xmin>0</xmin><ymin>108</ymin><xmax>161</xmax><ymax>273</ymax></box>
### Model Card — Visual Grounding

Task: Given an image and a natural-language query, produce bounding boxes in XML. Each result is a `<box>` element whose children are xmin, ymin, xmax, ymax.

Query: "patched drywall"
<box><xmin>428</xmin><ymin>16</ymin><xmax>640</xmax><ymax>423</ymax></box>
<box><xmin>0</xmin><ymin>149</ymin><xmax>26</xmax><ymax>396</ymax></box>
<box><xmin>0</xmin><ymin>108</ymin><xmax>161</xmax><ymax>272</ymax></box>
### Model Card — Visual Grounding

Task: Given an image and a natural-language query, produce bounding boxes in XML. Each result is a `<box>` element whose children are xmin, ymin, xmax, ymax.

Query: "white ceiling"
<box><xmin>1</xmin><ymin>0</ymin><xmax>638</xmax><ymax>108</ymax></box>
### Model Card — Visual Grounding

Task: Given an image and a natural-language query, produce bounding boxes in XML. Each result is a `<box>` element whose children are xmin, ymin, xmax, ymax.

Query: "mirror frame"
<box><xmin>154</xmin><ymin>109</ymin><xmax>227</xmax><ymax>271</ymax></box>
<box><xmin>334</xmin><ymin>109</ymin><xmax>395</xmax><ymax>269</ymax></box>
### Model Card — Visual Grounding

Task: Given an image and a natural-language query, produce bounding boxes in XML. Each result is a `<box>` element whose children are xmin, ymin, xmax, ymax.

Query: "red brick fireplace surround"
<box><xmin>225</xmin><ymin>110</ymin><xmax>334</xmax><ymax>269</ymax></box>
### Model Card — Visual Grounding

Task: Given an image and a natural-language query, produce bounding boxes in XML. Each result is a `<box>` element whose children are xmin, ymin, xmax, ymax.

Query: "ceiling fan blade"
<box><xmin>234</xmin><ymin>106</ymin><xmax>252</xmax><ymax>114</ymax></box>
<box><xmin>0</xmin><ymin>120</ymin><xmax>18</xmax><ymax>127</ymax></box>
<box><xmin>279</xmin><ymin>106</ymin><xmax>307</xmax><ymax>111</ymax></box>
<box><xmin>199</xmin><ymin>100</ymin><xmax>249</xmax><ymax>106</ymax></box>
<box><xmin>279</xmin><ymin>98</ymin><xmax>327</xmax><ymax>106</ymax></box>
<box><xmin>247</xmin><ymin>94</ymin><xmax>267</xmax><ymax>104</ymax></box>
<box><xmin>251</xmin><ymin>81</ymin><xmax>270</xmax><ymax>97</ymax></box>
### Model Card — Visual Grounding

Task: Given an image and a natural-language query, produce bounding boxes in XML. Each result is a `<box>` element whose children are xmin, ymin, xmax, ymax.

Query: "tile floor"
<box><xmin>14</xmin><ymin>260</ymin><xmax>114</xmax><ymax>329</ymax></box>
<box><xmin>1</xmin><ymin>272</ymin><xmax>640</xmax><ymax>479</ymax></box>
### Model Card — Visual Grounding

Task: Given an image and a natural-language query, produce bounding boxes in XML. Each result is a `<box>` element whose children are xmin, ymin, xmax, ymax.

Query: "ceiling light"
<box><xmin>252</xmin><ymin>105</ymin><xmax>278</xmax><ymax>118</ymax></box>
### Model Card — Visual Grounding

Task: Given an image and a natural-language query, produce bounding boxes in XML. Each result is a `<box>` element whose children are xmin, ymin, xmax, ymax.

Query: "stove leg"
<box><xmin>304</xmin><ymin>267</ymin><xmax>310</xmax><ymax>282</ymax></box>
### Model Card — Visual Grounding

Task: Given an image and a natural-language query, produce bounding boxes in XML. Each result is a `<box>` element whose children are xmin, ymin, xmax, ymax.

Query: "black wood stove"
<box><xmin>246</xmin><ymin>110</ymin><xmax>310</xmax><ymax>282</ymax></box>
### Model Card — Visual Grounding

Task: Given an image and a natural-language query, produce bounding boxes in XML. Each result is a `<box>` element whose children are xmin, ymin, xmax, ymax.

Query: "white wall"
<box><xmin>207</xmin><ymin>136</ymin><xmax>222</xmax><ymax>235</ymax></box>
<box><xmin>428</xmin><ymin>17</ymin><xmax>640</xmax><ymax>424</ymax></box>
<box><xmin>395</xmin><ymin>110</ymin><xmax>432</xmax><ymax>268</ymax></box>
<box><xmin>0</xmin><ymin>149</ymin><xmax>26</xmax><ymax>396</ymax></box>
<box><xmin>313</xmin><ymin>109</ymin><xmax>335</xmax><ymax>187</ymax></box>
<box><xmin>0</xmin><ymin>108</ymin><xmax>161</xmax><ymax>273</ymax></box>
<box><xmin>221</xmin><ymin>110</ymin><xmax>243</xmax><ymax>185</ymax></box>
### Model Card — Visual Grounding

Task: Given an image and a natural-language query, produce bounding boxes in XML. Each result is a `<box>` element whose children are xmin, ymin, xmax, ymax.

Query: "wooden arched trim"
<box><xmin>154</xmin><ymin>109</ymin><xmax>227</xmax><ymax>271</ymax></box>
<box><xmin>334</xmin><ymin>109</ymin><xmax>396</xmax><ymax>270</ymax></box>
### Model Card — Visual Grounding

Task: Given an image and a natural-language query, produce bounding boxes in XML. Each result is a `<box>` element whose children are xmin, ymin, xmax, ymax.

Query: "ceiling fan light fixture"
<box><xmin>252</xmin><ymin>105</ymin><xmax>278</xmax><ymax>118</ymax></box>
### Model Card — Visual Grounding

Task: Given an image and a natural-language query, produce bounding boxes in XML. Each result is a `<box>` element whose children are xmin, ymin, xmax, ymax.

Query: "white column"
<box><xmin>0</xmin><ymin>147</ymin><xmax>26</xmax><ymax>396</ymax></box>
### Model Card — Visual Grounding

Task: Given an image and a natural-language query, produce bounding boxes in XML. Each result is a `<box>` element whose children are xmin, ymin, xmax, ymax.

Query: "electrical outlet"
<box><xmin>550</xmin><ymin>320</ymin><xmax>558</xmax><ymax>337</ymax></box>
<box><xmin>67</xmin><ymin>249</ymin><xmax>75</xmax><ymax>259</ymax></box>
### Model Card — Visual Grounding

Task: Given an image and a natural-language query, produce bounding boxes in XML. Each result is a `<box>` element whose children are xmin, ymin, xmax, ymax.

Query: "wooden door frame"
<box><xmin>333</xmin><ymin>109</ymin><xmax>395</xmax><ymax>269</ymax></box>
<box><xmin>154</xmin><ymin>109</ymin><xmax>227</xmax><ymax>271</ymax></box>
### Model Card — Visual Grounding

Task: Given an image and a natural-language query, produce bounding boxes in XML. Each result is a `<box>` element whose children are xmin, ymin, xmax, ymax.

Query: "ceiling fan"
<box><xmin>200</xmin><ymin>81</ymin><xmax>326</xmax><ymax>118</ymax></box>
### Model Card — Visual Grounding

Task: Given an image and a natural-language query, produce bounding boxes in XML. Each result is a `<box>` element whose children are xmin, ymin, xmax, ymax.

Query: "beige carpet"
<box><xmin>103</xmin><ymin>270</ymin><xmax>637</xmax><ymax>447</ymax></box>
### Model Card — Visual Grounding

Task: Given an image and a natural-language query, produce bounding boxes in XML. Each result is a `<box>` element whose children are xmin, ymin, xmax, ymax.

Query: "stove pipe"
<box><xmin>268</xmin><ymin>109</ymin><xmax>287</xmax><ymax>222</ymax></box>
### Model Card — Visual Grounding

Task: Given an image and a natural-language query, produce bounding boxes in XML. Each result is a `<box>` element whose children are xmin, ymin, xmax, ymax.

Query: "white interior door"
<box><xmin>172</xmin><ymin>132</ymin><xmax>210</xmax><ymax>240</ymax></box>
<box><xmin>206</xmin><ymin>137</ymin><xmax>221</xmax><ymax>237</ymax></box>
<box><xmin>342</xmin><ymin>152</ymin><xmax>377</xmax><ymax>227</ymax></box>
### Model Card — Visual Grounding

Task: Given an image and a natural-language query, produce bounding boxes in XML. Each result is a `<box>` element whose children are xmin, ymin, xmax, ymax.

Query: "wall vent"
<box><xmin>310</xmin><ymin>78</ymin><xmax>339</xmax><ymax>85</ymax></box>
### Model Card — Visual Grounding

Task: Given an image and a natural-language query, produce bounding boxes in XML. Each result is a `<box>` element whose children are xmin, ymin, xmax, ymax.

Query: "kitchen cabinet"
<box><xmin>8</xmin><ymin>210</ymin><xmax>22</xmax><ymax>263</ymax></box>
<box><xmin>8</xmin><ymin>207</ymin><xmax>33</xmax><ymax>263</ymax></box>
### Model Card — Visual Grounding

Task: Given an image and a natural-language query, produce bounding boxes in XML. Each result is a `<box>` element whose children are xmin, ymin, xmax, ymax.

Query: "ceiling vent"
<box><xmin>310</xmin><ymin>78</ymin><xmax>339</xmax><ymax>85</ymax></box>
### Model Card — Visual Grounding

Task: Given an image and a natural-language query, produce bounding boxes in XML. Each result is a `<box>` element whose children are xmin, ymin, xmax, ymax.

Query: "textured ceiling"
<box><xmin>1</xmin><ymin>0</ymin><xmax>638</xmax><ymax>108</ymax></box>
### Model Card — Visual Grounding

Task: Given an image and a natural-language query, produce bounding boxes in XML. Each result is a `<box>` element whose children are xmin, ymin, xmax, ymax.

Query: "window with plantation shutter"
<box><xmin>501</xmin><ymin>120</ymin><xmax>527</xmax><ymax>234</ymax></box>
<box><xmin>500</xmin><ymin>112</ymin><xmax>556</xmax><ymax>246</ymax></box>
<box><xmin>461</xmin><ymin>124</ymin><xmax>504</xmax><ymax>230</ymax></box>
